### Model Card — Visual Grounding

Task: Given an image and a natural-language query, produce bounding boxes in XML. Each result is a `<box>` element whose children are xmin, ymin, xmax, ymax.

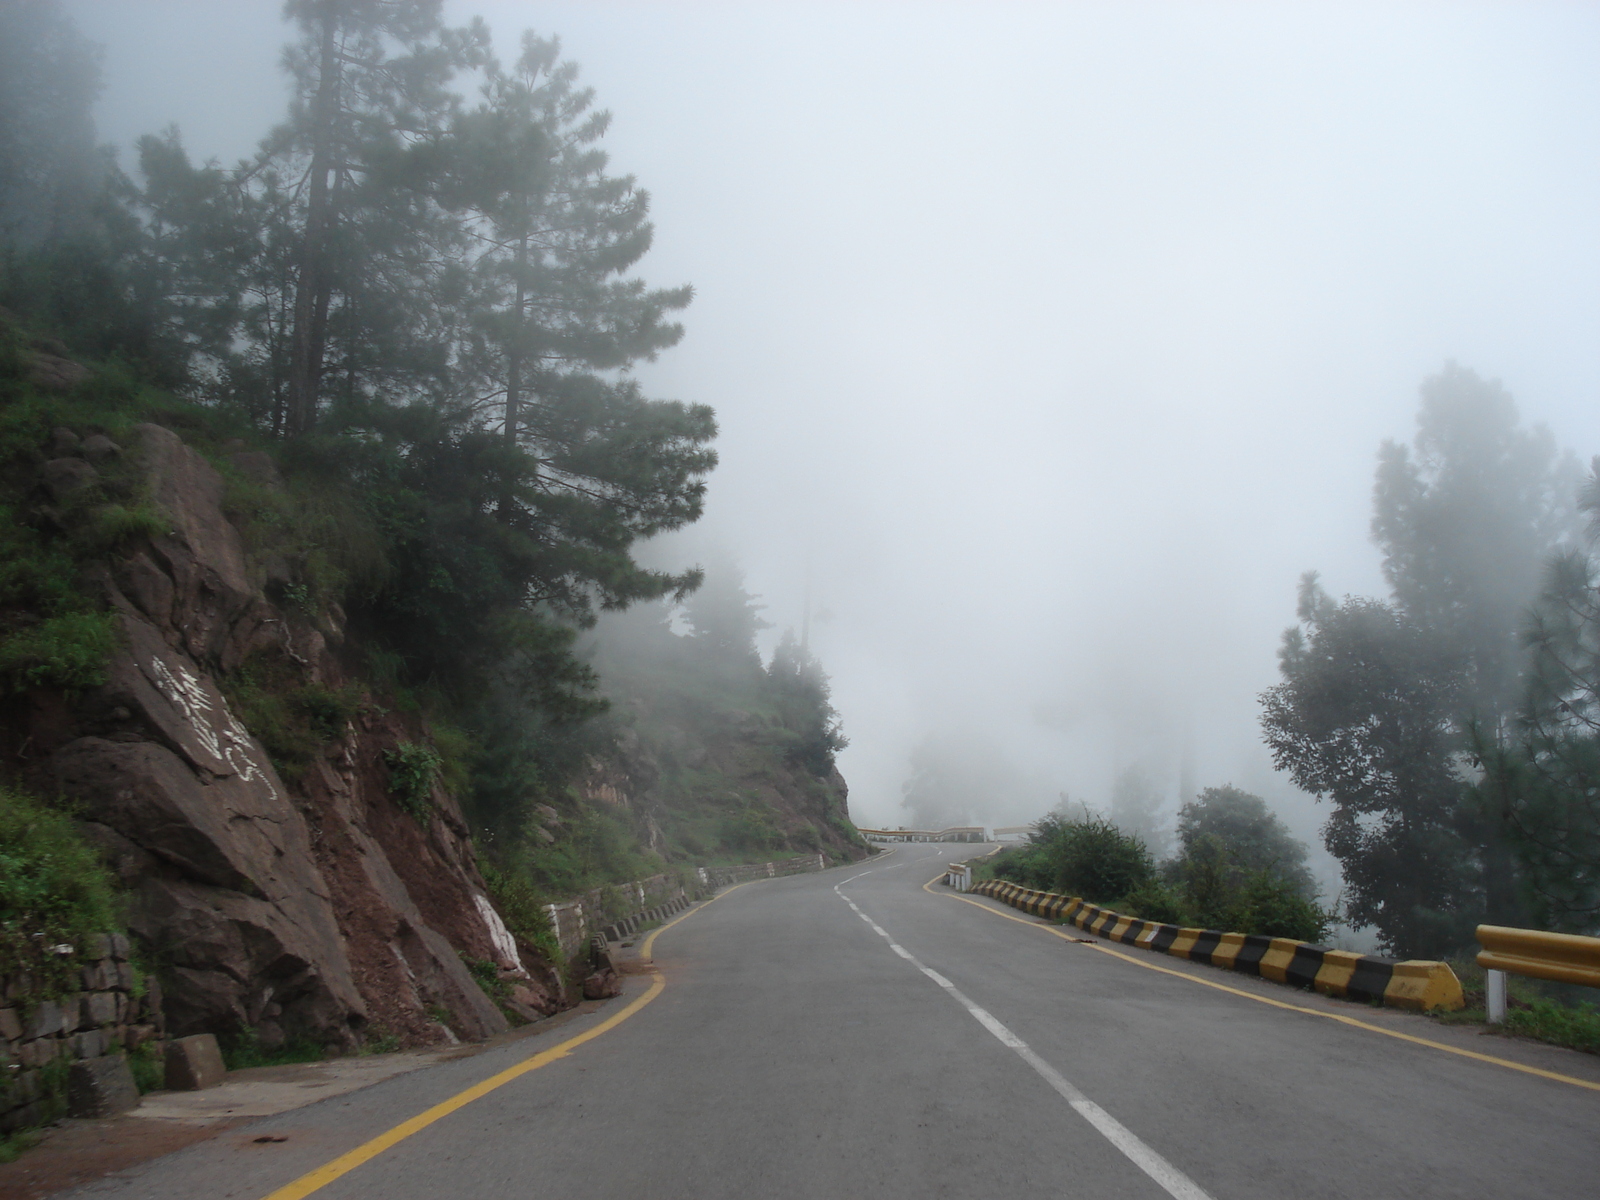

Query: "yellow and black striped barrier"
<box><xmin>970</xmin><ymin>879</ymin><xmax>1463</xmax><ymax>1012</ymax></box>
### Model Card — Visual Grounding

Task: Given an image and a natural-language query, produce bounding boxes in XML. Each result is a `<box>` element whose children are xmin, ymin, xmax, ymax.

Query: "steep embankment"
<box><xmin>6</xmin><ymin>418</ymin><xmax>559</xmax><ymax>1051</ymax></box>
<box><xmin>574</xmin><ymin>604</ymin><xmax>865</xmax><ymax>871</ymax></box>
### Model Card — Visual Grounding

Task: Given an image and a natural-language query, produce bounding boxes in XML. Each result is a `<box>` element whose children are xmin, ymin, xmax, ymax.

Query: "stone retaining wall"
<box><xmin>0</xmin><ymin>933</ymin><xmax>164</xmax><ymax>1133</ymax></box>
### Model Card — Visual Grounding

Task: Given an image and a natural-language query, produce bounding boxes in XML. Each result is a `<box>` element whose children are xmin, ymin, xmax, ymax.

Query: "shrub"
<box><xmin>386</xmin><ymin>741</ymin><xmax>442</xmax><ymax>819</ymax></box>
<box><xmin>1225</xmin><ymin>869</ymin><xmax>1330</xmax><ymax>942</ymax></box>
<box><xmin>0</xmin><ymin>610</ymin><xmax>120</xmax><ymax>693</ymax></box>
<box><xmin>0</xmin><ymin>785</ymin><xmax>122</xmax><ymax>997</ymax></box>
<box><xmin>1119</xmin><ymin>878</ymin><xmax>1190</xmax><ymax>925</ymax></box>
<box><xmin>222</xmin><ymin>652</ymin><xmax>360</xmax><ymax>778</ymax></box>
<box><xmin>1019</xmin><ymin>812</ymin><xmax>1154</xmax><ymax>903</ymax></box>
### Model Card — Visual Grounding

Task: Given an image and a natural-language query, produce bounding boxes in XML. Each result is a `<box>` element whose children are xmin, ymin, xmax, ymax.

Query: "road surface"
<box><xmin>64</xmin><ymin>845</ymin><xmax>1600</xmax><ymax>1199</ymax></box>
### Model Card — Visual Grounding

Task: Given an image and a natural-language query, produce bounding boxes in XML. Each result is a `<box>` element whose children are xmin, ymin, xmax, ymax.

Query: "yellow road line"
<box><xmin>261</xmin><ymin>883</ymin><xmax>750</xmax><ymax>1200</ymax></box>
<box><xmin>921</xmin><ymin>871</ymin><xmax>1600</xmax><ymax>1094</ymax></box>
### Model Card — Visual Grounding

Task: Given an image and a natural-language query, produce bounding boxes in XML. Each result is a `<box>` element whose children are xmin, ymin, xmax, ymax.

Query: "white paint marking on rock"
<box><xmin>834</xmin><ymin>880</ymin><xmax>1213</xmax><ymax>1200</ymax></box>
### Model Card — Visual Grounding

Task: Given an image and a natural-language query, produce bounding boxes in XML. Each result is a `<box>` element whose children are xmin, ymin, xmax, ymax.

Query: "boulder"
<box><xmin>40</xmin><ymin>457</ymin><xmax>97</xmax><ymax>502</ymax></box>
<box><xmin>67</xmin><ymin>1055</ymin><xmax>140</xmax><ymax>1118</ymax></box>
<box><xmin>29</xmin><ymin>352</ymin><xmax>91</xmax><ymax>392</ymax></box>
<box><xmin>81</xmin><ymin>433</ymin><xmax>123</xmax><ymax>463</ymax></box>
<box><xmin>164</xmin><ymin>1034</ymin><xmax>226</xmax><ymax>1091</ymax></box>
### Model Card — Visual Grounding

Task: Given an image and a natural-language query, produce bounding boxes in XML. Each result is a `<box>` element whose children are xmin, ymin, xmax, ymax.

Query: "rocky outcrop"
<box><xmin>18</xmin><ymin>425</ymin><xmax>558</xmax><ymax>1050</ymax></box>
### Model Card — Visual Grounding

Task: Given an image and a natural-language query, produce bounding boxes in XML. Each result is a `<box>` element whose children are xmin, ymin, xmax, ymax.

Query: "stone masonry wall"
<box><xmin>0</xmin><ymin>933</ymin><xmax>162</xmax><ymax>1133</ymax></box>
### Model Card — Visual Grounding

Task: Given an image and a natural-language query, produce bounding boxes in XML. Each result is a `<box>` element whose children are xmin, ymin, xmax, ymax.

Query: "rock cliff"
<box><xmin>13</xmin><ymin>424</ymin><xmax>558</xmax><ymax>1051</ymax></box>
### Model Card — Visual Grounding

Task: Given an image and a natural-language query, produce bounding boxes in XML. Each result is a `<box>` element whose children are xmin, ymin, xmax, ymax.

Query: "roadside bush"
<box><xmin>479</xmin><ymin>860</ymin><xmax>561</xmax><ymax>963</ymax></box>
<box><xmin>1119</xmin><ymin>877</ymin><xmax>1189</xmax><ymax>925</ymax></box>
<box><xmin>0</xmin><ymin>784</ymin><xmax>122</xmax><ymax>997</ymax></box>
<box><xmin>997</xmin><ymin>813</ymin><xmax>1153</xmax><ymax>903</ymax></box>
<box><xmin>1224</xmin><ymin>869</ymin><xmax>1330</xmax><ymax>942</ymax></box>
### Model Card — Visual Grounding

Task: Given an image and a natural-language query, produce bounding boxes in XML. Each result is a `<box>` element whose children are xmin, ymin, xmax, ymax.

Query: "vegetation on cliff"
<box><xmin>0</xmin><ymin>0</ymin><xmax>861</xmax><ymax>1007</ymax></box>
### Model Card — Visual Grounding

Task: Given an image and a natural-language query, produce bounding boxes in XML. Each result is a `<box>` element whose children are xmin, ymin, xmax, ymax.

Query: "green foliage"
<box><xmin>1503</xmin><ymin>515</ymin><xmax>1600</xmax><ymax>933</ymax></box>
<box><xmin>361</xmin><ymin>1027</ymin><xmax>402</xmax><ymax>1056</ymax></box>
<box><xmin>125</xmin><ymin>1040</ymin><xmax>165</xmax><ymax>1092</ymax></box>
<box><xmin>219</xmin><ymin>1026</ymin><xmax>326</xmax><ymax>1071</ymax></box>
<box><xmin>999</xmin><ymin>812</ymin><xmax>1154</xmax><ymax>903</ymax></box>
<box><xmin>1263</xmin><ymin>366</ymin><xmax>1584</xmax><ymax>956</ymax></box>
<box><xmin>222</xmin><ymin>653</ymin><xmax>361</xmax><ymax>779</ymax></box>
<box><xmin>1262</xmin><ymin>578</ymin><xmax>1476</xmax><ymax>957</ymax></box>
<box><xmin>0</xmin><ymin>610</ymin><xmax>120</xmax><ymax>693</ymax></box>
<box><xmin>1118</xmin><ymin>877</ymin><xmax>1189</xmax><ymax>925</ymax></box>
<box><xmin>385</xmin><ymin>741</ymin><xmax>443</xmax><ymax>820</ymax></box>
<box><xmin>1501</xmin><ymin>999</ymin><xmax>1600</xmax><ymax>1054</ymax></box>
<box><xmin>479</xmin><ymin>861</ymin><xmax>560</xmax><ymax>963</ymax></box>
<box><xmin>1175</xmin><ymin>786</ymin><xmax>1315</xmax><ymax>898</ymax></box>
<box><xmin>764</xmin><ymin>630</ymin><xmax>848</xmax><ymax>778</ymax></box>
<box><xmin>0</xmin><ymin>784</ymin><xmax>121</xmax><ymax>998</ymax></box>
<box><xmin>1223</xmin><ymin>870</ymin><xmax>1329</xmax><ymax>942</ymax></box>
<box><xmin>0</xmin><ymin>1129</ymin><xmax>42</xmax><ymax>1164</ymax></box>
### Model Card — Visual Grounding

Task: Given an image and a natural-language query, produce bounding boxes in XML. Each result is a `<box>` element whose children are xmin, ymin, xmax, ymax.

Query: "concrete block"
<box><xmin>2</xmin><ymin>1101</ymin><xmax>44</xmax><ymax>1133</ymax></box>
<box><xmin>67</xmin><ymin>1054</ymin><xmax>139</xmax><ymax>1118</ymax></box>
<box><xmin>164</xmin><ymin>1034</ymin><xmax>226</xmax><ymax>1091</ymax></box>
<box><xmin>85</xmin><ymin>933</ymin><xmax>112</xmax><ymax>960</ymax></box>
<box><xmin>24</xmin><ymin>1000</ymin><xmax>64</xmax><ymax>1040</ymax></box>
<box><xmin>117</xmin><ymin>962</ymin><xmax>135</xmax><ymax>990</ymax></box>
<box><xmin>72</xmin><ymin>1029</ymin><xmax>107</xmax><ymax>1059</ymax></box>
<box><xmin>110</xmin><ymin>934</ymin><xmax>131</xmax><ymax>959</ymax></box>
<box><xmin>86</xmin><ymin>992</ymin><xmax>118</xmax><ymax>1027</ymax></box>
<box><xmin>0</xmin><ymin>1009</ymin><xmax>20</xmax><ymax>1041</ymax></box>
<box><xmin>126</xmin><ymin>1023</ymin><xmax>156</xmax><ymax>1048</ymax></box>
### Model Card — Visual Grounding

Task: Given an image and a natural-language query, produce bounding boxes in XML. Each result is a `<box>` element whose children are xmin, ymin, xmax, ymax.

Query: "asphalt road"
<box><xmin>65</xmin><ymin>845</ymin><xmax>1600</xmax><ymax>1200</ymax></box>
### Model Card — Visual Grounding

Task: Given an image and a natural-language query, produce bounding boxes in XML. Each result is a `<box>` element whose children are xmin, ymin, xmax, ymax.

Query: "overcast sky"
<box><xmin>67</xmin><ymin>1</ymin><xmax>1600</xmax><ymax>870</ymax></box>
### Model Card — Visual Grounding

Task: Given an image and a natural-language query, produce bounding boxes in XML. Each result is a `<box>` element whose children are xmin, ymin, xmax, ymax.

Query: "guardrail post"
<box><xmin>1486</xmin><ymin>968</ymin><xmax>1507</xmax><ymax>1024</ymax></box>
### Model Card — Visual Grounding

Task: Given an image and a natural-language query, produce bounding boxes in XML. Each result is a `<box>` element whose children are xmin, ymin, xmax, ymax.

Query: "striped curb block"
<box><xmin>970</xmin><ymin>879</ymin><xmax>1464</xmax><ymax>1012</ymax></box>
<box><xmin>599</xmin><ymin>894</ymin><xmax>692</xmax><ymax>944</ymax></box>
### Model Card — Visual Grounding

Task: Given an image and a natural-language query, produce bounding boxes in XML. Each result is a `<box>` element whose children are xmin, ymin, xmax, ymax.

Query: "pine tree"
<box><xmin>268</xmin><ymin>0</ymin><xmax>487</xmax><ymax>434</ymax></box>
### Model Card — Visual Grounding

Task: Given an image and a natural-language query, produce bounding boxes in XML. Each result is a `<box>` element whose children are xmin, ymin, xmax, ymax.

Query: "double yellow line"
<box><xmin>261</xmin><ymin>884</ymin><xmax>749</xmax><ymax>1200</ymax></box>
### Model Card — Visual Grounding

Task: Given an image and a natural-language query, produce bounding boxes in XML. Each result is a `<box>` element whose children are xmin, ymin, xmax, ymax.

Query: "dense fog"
<box><xmin>65</xmin><ymin>1</ymin><xmax>1600</xmax><ymax>898</ymax></box>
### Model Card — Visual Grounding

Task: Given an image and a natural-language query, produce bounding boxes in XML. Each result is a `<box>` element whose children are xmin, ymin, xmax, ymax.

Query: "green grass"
<box><xmin>219</xmin><ymin>1027</ymin><xmax>328</xmax><ymax>1071</ymax></box>
<box><xmin>1434</xmin><ymin>954</ymin><xmax>1600</xmax><ymax>1054</ymax></box>
<box><xmin>0</xmin><ymin>1129</ymin><xmax>42</xmax><ymax>1164</ymax></box>
<box><xmin>221</xmin><ymin>652</ymin><xmax>363</xmax><ymax>779</ymax></box>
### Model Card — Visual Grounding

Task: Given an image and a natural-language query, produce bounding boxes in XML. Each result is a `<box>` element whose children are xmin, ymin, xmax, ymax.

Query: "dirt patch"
<box><xmin>0</xmin><ymin>1117</ymin><xmax>234</xmax><ymax>1200</ymax></box>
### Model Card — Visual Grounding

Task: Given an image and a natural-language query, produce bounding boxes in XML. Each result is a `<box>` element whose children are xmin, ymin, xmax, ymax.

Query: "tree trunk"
<box><xmin>498</xmin><ymin>236</ymin><xmax>527</xmax><ymax>518</ymax></box>
<box><xmin>286</xmin><ymin>5</ymin><xmax>340</xmax><ymax>437</ymax></box>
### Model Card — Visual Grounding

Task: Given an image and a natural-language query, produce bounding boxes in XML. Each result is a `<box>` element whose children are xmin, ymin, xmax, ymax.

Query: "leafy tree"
<box><xmin>1174</xmin><ymin>785</ymin><xmax>1315</xmax><ymax>898</ymax></box>
<box><xmin>1109</xmin><ymin>764</ymin><xmax>1169</xmax><ymax>858</ymax></box>
<box><xmin>1261</xmin><ymin>580</ymin><xmax>1471</xmax><ymax>956</ymax></box>
<box><xmin>1262</xmin><ymin>366</ymin><xmax>1580</xmax><ymax>955</ymax></box>
<box><xmin>1501</xmin><ymin>465</ymin><xmax>1600</xmax><ymax>932</ymax></box>
<box><xmin>1371</xmin><ymin>364</ymin><xmax>1581</xmax><ymax>922</ymax></box>
<box><xmin>0</xmin><ymin>0</ymin><xmax>106</xmax><ymax>249</ymax></box>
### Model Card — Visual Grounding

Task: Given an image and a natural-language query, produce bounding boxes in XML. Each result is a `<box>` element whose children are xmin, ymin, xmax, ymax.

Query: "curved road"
<box><xmin>68</xmin><ymin>845</ymin><xmax>1600</xmax><ymax>1199</ymax></box>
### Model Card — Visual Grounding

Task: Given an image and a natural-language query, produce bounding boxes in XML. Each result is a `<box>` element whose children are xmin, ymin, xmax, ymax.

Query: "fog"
<box><xmin>67</xmin><ymin>2</ymin><xmax>1600</xmax><ymax>887</ymax></box>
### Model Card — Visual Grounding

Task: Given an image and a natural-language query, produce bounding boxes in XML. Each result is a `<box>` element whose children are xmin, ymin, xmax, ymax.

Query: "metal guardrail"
<box><xmin>943</xmin><ymin>862</ymin><xmax>973</xmax><ymax>891</ymax></box>
<box><xmin>857</xmin><ymin>826</ymin><xmax>987</xmax><ymax>843</ymax></box>
<box><xmin>1475</xmin><ymin>924</ymin><xmax>1600</xmax><ymax>1023</ymax></box>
